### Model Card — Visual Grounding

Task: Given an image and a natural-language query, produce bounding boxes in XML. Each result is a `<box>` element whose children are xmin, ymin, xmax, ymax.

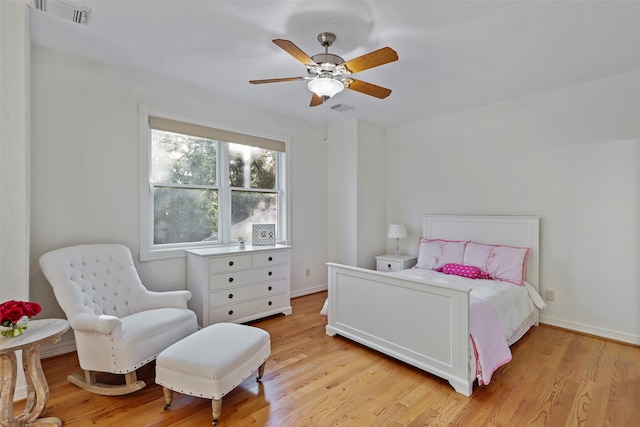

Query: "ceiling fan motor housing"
<box><xmin>317</xmin><ymin>32</ymin><xmax>336</xmax><ymax>47</ymax></box>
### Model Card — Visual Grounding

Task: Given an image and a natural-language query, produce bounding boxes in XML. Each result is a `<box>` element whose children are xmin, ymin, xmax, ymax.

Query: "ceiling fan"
<box><xmin>250</xmin><ymin>32</ymin><xmax>398</xmax><ymax>107</ymax></box>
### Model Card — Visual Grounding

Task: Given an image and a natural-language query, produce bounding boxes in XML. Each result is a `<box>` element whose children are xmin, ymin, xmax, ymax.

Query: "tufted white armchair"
<box><xmin>39</xmin><ymin>243</ymin><xmax>198</xmax><ymax>395</ymax></box>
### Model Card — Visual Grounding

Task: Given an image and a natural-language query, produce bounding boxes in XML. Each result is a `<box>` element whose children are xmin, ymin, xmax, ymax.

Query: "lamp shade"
<box><xmin>307</xmin><ymin>75</ymin><xmax>344</xmax><ymax>98</ymax></box>
<box><xmin>387</xmin><ymin>224</ymin><xmax>408</xmax><ymax>239</ymax></box>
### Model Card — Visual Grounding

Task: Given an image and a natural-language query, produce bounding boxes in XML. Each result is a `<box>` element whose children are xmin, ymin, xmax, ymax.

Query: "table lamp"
<box><xmin>387</xmin><ymin>224</ymin><xmax>408</xmax><ymax>258</ymax></box>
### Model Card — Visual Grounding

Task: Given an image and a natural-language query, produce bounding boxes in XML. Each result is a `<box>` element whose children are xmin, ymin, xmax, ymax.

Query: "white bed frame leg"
<box><xmin>449</xmin><ymin>379</ymin><xmax>473</xmax><ymax>397</ymax></box>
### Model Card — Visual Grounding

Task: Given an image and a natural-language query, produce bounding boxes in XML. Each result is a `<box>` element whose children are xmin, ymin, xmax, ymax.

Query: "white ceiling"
<box><xmin>28</xmin><ymin>0</ymin><xmax>640</xmax><ymax>127</ymax></box>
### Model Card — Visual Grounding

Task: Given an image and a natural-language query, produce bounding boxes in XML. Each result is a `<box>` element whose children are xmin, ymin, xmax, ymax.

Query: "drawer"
<box><xmin>253</xmin><ymin>251</ymin><xmax>286</xmax><ymax>267</ymax></box>
<box><xmin>377</xmin><ymin>259</ymin><xmax>402</xmax><ymax>272</ymax></box>
<box><xmin>209</xmin><ymin>293</ymin><xmax>290</xmax><ymax>323</ymax></box>
<box><xmin>208</xmin><ymin>254</ymin><xmax>253</xmax><ymax>273</ymax></box>
<box><xmin>209</xmin><ymin>265</ymin><xmax>288</xmax><ymax>290</ymax></box>
<box><xmin>209</xmin><ymin>280</ymin><xmax>286</xmax><ymax>307</ymax></box>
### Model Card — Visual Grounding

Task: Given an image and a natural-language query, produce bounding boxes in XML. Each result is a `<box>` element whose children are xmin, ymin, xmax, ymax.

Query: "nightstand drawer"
<box><xmin>377</xmin><ymin>259</ymin><xmax>403</xmax><ymax>272</ymax></box>
<box><xmin>375</xmin><ymin>254</ymin><xmax>417</xmax><ymax>272</ymax></box>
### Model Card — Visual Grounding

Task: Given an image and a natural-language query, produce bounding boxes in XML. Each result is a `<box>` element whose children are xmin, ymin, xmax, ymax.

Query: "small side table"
<box><xmin>0</xmin><ymin>318</ymin><xmax>70</xmax><ymax>427</ymax></box>
<box><xmin>375</xmin><ymin>254</ymin><xmax>417</xmax><ymax>272</ymax></box>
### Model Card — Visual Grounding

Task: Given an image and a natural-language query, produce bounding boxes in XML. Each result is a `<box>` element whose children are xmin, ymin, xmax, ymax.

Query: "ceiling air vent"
<box><xmin>31</xmin><ymin>0</ymin><xmax>90</xmax><ymax>25</ymax></box>
<box><xmin>330</xmin><ymin>104</ymin><xmax>354</xmax><ymax>113</ymax></box>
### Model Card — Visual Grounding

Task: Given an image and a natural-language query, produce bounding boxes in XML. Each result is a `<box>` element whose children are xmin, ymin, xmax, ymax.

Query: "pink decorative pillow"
<box><xmin>415</xmin><ymin>238</ymin><xmax>468</xmax><ymax>271</ymax></box>
<box><xmin>463</xmin><ymin>242</ymin><xmax>530</xmax><ymax>285</ymax></box>
<box><xmin>440</xmin><ymin>263</ymin><xmax>488</xmax><ymax>279</ymax></box>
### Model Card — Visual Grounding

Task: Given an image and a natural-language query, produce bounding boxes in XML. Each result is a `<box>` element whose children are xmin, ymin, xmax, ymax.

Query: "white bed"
<box><xmin>325</xmin><ymin>215</ymin><xmax>543</xmax><ymax>396</ymax></box>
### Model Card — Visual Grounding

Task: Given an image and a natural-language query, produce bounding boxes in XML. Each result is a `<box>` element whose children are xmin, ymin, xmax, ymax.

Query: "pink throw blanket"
<box><xmin>469</xmin><ymin>297</ymin><xmax>512</xmax><ymax>385</ymax></box>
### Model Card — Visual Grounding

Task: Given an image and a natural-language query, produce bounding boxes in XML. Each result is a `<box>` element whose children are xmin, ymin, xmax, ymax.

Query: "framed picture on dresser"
<box><xmin>252</xmin><ymin>224</ymin><xmax>276</xmax><ymax>245</ymax></box>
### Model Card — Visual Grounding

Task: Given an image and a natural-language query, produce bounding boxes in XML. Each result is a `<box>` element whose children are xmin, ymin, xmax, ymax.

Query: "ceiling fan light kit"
<box><xmin>307</xmin><ymin>75</ymin><xmax>344</xmax><ymax>99</ymax></box>
<box><xmin>250</xmin><ymin>32</ymin><xmax>398</xmax><ymax>107</ymax></box>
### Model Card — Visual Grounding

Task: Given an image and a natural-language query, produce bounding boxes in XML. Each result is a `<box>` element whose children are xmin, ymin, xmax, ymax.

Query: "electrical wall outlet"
<box><xmin>545</xmin><ymin>289</ymin><xmax>555</xmax><ymax>302</ymax></box>
<box><xmin>305</xmin><ymin>268</ymin><xmax>310</xmax><ymax>277</ymax></box>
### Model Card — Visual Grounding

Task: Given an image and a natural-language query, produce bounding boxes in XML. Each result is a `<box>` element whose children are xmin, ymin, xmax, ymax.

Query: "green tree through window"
<box><xmin>148</xmin><ymin>128</ymin><xmax>283</xmax><ymax>249</ymax></box>
<box><xmin>152</xmin><ymin>131</ymin><xmax>218</xmax><ymax>244</ymax></box>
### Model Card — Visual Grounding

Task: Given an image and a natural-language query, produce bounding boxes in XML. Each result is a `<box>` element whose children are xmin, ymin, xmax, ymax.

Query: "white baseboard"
<box><xmin>13</xmin><ymin>342</ymin><xmax>77</xmax><ymax>403</ymax></box>
<box><xmin>291</xmin><ymin>284</ymin><xmax>327</xmax><ymax>298</ymax></box>
<box><xmin>41</xmin><ymin>340</ymin><xmax>77</xmax><ymax>359</ymax></box>
<box><xmin>540</xmin><ymin>315</ymin><xmax>640</xmax><ymax>345</ymax></box>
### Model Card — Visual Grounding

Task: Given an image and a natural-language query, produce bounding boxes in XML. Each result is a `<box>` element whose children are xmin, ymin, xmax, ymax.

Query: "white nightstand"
<box><xmin>375</xmin><ymin>254</ymin><xmax>417</xmax><ymax>272</ymax></box>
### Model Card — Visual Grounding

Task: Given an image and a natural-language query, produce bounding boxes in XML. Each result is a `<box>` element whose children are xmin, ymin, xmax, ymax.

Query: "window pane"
<box><xmin>154</xmin><ymin>186</ymin><xmax>218</xmax><ymax>244</ymax></box>
<box><xmin>152</xmin><ymin>130</ymin><xmax>216</xmax><ymax>186</ymax></box>
<box><xmin>229</xmin><ymin>143</ymin><xmax>275</xmax><ymax>189</ymax></box>
<box><xmin>230</xmin><ymin>190</ymin><xmax>277</xmax><ymax>240</ymax></box>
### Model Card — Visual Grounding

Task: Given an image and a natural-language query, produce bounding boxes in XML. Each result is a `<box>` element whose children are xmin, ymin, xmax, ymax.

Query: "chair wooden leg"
<box><xmin>67</xmin><ymin>369</ymin><xmax>146</xmax><ymax>396</ymax></box>
<box><xmin>162</xmin><ymin>387</ymin><xmax>173</xmax><ymax>410</ymax></box>
<box><xmin>211</xmin><ymin>399</ymin><xmax>222</xmax><ymax>425</ymax></box>
<box><xmin>257</xmin><ymin>361</ymin><xmax>266</xmax><ymax>382</ymax></box>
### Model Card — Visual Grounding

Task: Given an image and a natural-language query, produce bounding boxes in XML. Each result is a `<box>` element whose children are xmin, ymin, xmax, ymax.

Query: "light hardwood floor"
<box><xmin>17</xmin><ymin>291</ymin><xmax>640</xmax><ymax>426</ymax></box>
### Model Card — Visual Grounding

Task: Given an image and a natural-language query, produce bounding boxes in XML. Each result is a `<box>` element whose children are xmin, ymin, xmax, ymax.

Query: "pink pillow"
<box><xmin>463</xmin><ymin>242</ymin><xmax>530</xmax><ymax>285</ymax></box>
<box><xmin>415</xmin><ymin>238</ymin><xmax>468</xmax><ymax>271</ymax></box>
<box><xmin>440</xmin><ymin>263</ymin><xmax>488</xmax><ymax>279</ymax></box>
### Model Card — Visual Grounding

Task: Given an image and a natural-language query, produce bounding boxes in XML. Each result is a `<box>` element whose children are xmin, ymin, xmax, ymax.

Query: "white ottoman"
<box><xmin>155</xmin><ymin>323</ymin><xmax>271</xmax><ymax>425</ymax></box>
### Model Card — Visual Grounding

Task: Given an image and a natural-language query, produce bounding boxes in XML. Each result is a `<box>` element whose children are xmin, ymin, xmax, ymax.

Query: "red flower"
<box><xmin>3</xmin><ymin>306</ymin><xmax>24</xmax><ymax>323</ymax></box>
<box><xmin>23</xmin><ymin>302</ymin><xmax>42</xmax><ymax>317</ymax></box>
<box><xmin>0</xmin><ymin>300</ymin><xmax>42</xmax><ymax>325</ymax></box>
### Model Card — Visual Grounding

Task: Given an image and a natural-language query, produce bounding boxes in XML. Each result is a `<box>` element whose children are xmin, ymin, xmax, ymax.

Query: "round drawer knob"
<box><xmin>268</xmin><ymin>301</ymin><xmax>273</xmax><ymax>306</ymax></box>
<box><xmin>268</xmin><ymin>286</ymin><xmax>272</xmax><ymax>291</ymax></box>
<box><xmin>228</xmin><ymin>277</ymin><xmax>234</xmax><ymax>283</ymax></box>
<box><xmin>228</xmin><ymin>310</ymin><xmax>234</xmax><ymax>315</ymax></box>
<box><xmin>229</xmin><ymin>261</ymin><xmax>234</xmax><ymax>266</ymax></box>
<box><xmin>268</xmin><ymin>256</ymin><xmax>273</xmax><ymax>261</ymax></box>
<box><xmin>268</xmin><ymin>271</ymin><xmax>273</xmax><ymax>276</ymax></box>
<box><xmin>228</xmin><ymin>293</ymin><xmax>233</xmax><ymax>299</ymax></box>
<box><xmin>387</xmin><ymin>263</ymin><xmax>392</xmax><ymax>269</ymax></box>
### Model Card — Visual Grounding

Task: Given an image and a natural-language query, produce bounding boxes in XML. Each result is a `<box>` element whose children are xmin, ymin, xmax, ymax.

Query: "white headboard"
<box><xmin>423</xmin><ymin>215</ymin><xmax>540</xmax><ymax>291</ymax></box>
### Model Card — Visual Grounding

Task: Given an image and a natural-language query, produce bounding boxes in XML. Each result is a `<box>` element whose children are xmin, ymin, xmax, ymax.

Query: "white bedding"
<box><xmin>389</xmin><ymin>268</ymin><xmax>546</xmax><ymax>344</ymax></box>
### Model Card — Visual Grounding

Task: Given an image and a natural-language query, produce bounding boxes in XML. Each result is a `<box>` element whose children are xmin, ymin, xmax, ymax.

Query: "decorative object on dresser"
<box><xmin>39</xmin><ymin>244</ymin><xmax>198</xmax><ymax>395</ymax></box>
<box><xmin>375</xmin><ymin>254</ymin><xmax>417</xmax><ymax>272</ymax></box>
<box><xmin>186</xmin><ymin>245</ymin><xmax>292</xmax><ymax>327</ymax></box>
<box><xmin>252</xmin><ymin>224</ymin><xmax>276</xmax><ymax>245</ymax></box>
<box><xmin>387</xmin><ymin>224</ymin><xmax>408</xmax><ymax>257</ymax></box>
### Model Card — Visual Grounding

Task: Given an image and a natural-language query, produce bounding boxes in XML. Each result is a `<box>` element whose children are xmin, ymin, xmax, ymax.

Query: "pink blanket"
<box><xmin>469</xmin><ymin>297</ymin><xmax>512</xmax><ymax>385</ymax></box>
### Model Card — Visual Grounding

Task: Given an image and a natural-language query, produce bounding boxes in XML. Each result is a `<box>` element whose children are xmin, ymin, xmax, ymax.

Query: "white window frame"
<box><xmin>139</xmin><ymin>104</ymin><xmax>290</xmax><ymax>261</ymax></box>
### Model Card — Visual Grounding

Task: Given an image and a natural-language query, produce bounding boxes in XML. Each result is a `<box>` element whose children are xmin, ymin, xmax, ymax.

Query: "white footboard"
<box><xmin>326</xmin><ymin>263</ymin><xmax>475</xmax><ymax>396</ymax></box>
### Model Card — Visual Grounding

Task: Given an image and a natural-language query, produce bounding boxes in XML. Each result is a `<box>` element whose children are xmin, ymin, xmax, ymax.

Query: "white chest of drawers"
<box><xmin>186</xmin><ymin>245</ymin><xmax>292</xmax><ymax>327</ymax></box>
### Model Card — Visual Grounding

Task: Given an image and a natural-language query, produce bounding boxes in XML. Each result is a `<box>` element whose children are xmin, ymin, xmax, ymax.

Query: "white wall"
<box><xmin>356</xmin><ymin>120</ymin><xmax>387</xmax><ymax>269</ymax></box>
<box><xmin>327</xmin><ymin>120</ymin><xmax>358</xmax><ymax>265</ymax></box>
<box><xmin>30</xmin><ymin>47</ymin><xmax>330</xmax><ymax>352</ymax></box>
<box><xmin>0</xmin><ymin>0</ymin><xmax>31</xmax><ymax>400</ymax></box>
<box><xmin>387</xmin><ymin>69</ymin><xmax>640</xmax><ymax>344</ymax></box>
<box><xmin>327</xmin><ymin>119</ymin><xmax>387</xmax><ymax>269</ymax></box>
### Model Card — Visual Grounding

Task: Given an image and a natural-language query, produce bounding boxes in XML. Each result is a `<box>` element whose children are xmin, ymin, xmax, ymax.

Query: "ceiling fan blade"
<box><xmin>310</xmin><ymin>93</ymin><xmax>324</xmax><ymax>107</ymax></box>
<box><xmin>346</xmin><ymin>79</ymin><xmax>392</xmax><ymax>99</ymax></box>
<box><xmin>273</xmin><ymin>39</ymin><xmax>318</xmax><ymax>66</ymax></box>
<box><xmin>249</xmin><ymin>77</ymin><xmax>304</xmax><ymax>84</ymax></box>
<box><xmin>343</xmin><ymin>47</ymin><xmax>398</xmax><ymax>73</ymax></box>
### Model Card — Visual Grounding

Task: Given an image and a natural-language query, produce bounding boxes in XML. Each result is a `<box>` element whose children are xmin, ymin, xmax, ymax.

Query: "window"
<box><xmin>139</xmin><ymin>106</ymin><xmax>288</xmax><ymax>260</ymax></box>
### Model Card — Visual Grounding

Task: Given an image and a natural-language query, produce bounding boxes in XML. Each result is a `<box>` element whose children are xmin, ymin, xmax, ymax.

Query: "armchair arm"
<box><xmin>70</xmin><ymin>313</ymin><xmax>123</xmax><ymax>338</ymax></box>
<box><xmin>140</xmin><ymin>290</ymin><xmax>192</xmax><ymax>311</ymax></box>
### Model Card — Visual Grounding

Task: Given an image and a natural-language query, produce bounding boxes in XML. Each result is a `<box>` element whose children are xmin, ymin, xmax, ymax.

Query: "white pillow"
<box><xmin>463</xmin><ymin>242</ymin><xmax>529</xmax><ymax>285</ymax></box>
<box><xmin>415</xmin><ymin>238</ymin><xmax>468</xmax><ymax>271</ymax></box>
